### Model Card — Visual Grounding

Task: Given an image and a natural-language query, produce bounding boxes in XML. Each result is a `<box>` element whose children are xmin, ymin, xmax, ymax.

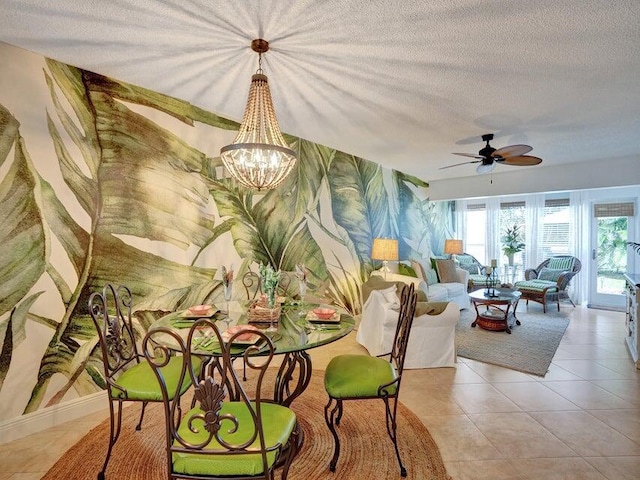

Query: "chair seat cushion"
<box><xmin>111</xmin><ymin>355</ymin><xmax>201</xmax><ymax>401</ymax></box>
<box><xmin>172</xmin><ymin>402</ymin><xmax>297</xmax><ymax>476</ymax></box>
<box><xmin>324</xmin><ymin>354</ymin><xmax>398</xmax><ymax>398</ymax></box>
<box><xmin>515</xmin><ymin>280</ymin><xmax>558</xmax><ymax>293</ymax></box>
<box><xmin>468</xmin><ymin>274</ymin><xmax>500</xmax><ymax>287</ymax></box>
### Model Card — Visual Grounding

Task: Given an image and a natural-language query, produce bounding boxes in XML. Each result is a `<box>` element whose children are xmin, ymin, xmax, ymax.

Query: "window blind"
<box><xmin>593</xmin><ymin>202</ymin><xmax>635</xmax><ymax>217</ymax></box>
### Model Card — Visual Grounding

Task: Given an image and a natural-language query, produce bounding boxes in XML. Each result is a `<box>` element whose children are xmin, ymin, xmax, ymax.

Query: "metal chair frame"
<box><xmin>143</xmin><ymin>319</ymin><xmax>299</xmax><ymax>480</ymax></box>
<box><xmin>89</xmin><ymin>284</ymin><xmax>155</xmax><ymax>480</ymax></box>
<box><xmin>324</xmin><ymin>283</ymin><xmax>417</xmax><ymax>477</ymax></box>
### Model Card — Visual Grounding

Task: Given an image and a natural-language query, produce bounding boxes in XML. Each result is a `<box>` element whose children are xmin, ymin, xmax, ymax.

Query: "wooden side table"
<box><xmin>469</xmin><ymin>289</ymin><xmax>522</xmax><ymax>334</ymax></box>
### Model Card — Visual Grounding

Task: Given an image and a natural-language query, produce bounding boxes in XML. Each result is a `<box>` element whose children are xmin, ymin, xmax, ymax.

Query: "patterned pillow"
<box><xmin>548</xmin><ymin>257</ymin><xmax>574</xmax><ymax>271</ymax></box>
<box><xmin>434</xmin><ymin>259</ymin><xmax>458</xmax><ymax>284</ymax></box>
<box><xmin>459</xmin><ymin>263</ymin><xmax>480</xmax><ymax>275</ymax></box>
<box><xmin>456</xmin><ymin>255</ymin><xmax>475</xmax><ymax>265</ymax></box>
<box><xmin>538</xmin><ymin>267</ymin><xmax>564</xmax><ymax>282</ymax></box>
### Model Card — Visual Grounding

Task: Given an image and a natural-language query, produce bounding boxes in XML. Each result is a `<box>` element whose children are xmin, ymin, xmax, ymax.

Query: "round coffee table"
<box><xmin>468</xmin><ymin>288</ymin><xmax>521</xmax><ymax>334</ymax></box>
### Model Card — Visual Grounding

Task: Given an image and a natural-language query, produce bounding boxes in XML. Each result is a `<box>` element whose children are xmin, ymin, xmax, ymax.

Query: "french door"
<box><xmin>589</xmin><ymin>201</ymin><xmax>635</xmax><ymax>309</ymax></box>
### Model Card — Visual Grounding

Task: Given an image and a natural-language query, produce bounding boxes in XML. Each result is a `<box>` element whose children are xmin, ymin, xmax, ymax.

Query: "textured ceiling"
<box><xmin>2</xmin><ymin>0</ymin><xmax>640</xmax><ymax>189</ymax></box>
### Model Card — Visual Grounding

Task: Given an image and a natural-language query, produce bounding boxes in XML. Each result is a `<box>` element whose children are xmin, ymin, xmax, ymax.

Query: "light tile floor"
<box><xmin>1</xmin><ymin>304</ymin><xmax>639</xmax><ymax>479</ymax></box>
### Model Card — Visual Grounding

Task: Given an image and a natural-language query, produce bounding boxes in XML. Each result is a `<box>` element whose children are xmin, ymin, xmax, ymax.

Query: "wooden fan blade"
<box><xmin>503</xmin><ymin>155</ymin><xmax>543</xmax><ymax>166</ymax></box>
<box><xmin>453</xmin><ymin>152</ymin><xmax>484</xmax><ymax>159</ymax></box>
<box><xmin>439</xmin><ymin>160</ymin><xmax>481</xmax><ymax>169</ymax></box>
<box><xmin>476</xmin><ymin>163</ymin><xmax>495</xmax><ymax>174</ymax></box>
<box><xmin>493</xmin><ymin>144</ymin><xmax>532</xmax><ymax>158</ymax></box>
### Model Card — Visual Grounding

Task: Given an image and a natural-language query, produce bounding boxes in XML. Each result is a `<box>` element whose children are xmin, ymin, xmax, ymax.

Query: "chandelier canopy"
<box><xmin>220</xmin><ymin>39</ymin><xmax>297</xmax><ymax>191</ymax></box>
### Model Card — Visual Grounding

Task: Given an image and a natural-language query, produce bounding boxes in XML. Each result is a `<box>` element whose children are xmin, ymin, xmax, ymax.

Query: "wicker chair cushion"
<box><xmin>515</xmin><ymin>280</ymin><xmax>558</xmax><ymax>293</ymax></box>
<box><xmin>548</xmin><ymin>257</ymin><xmax>575</xmax><ymax>271</ymax></box>
<box><xmin>538</xmin><ymin>267</ymin><xmax>564</xmax><ymax>282</ymax></box>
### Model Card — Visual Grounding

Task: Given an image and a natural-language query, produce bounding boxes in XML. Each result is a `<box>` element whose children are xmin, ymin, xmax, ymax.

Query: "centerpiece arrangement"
<box><xmin>248</xmin><ymin>263</ymin><xmax>282</xmax><ymax>330</ymax></box>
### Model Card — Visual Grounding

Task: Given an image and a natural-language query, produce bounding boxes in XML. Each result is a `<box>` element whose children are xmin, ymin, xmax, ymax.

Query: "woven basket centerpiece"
<box><xmin>247</xmin><ymin>300</ymin><xmax>281</xmax><ymax>323</ymax></box>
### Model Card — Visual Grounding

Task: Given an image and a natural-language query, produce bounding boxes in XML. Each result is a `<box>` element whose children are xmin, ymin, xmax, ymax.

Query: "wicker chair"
<box><xmin>515</xmin><ymin>256</ymin><xmax>582</xmax><ymax>312</ymax></box>
<box><xmin>457</xmin><ymin>253</ymin><xmax>500</xmax><ymax>291</ymax></box>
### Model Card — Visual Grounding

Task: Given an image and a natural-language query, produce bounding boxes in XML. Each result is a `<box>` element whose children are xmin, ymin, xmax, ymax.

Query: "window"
<box><xmin>499</xmin><ymin>201</ymin><xmax>526</xmax><ymax>267</ymax></box>
<box><xmin>538</xmin><ymin>198</ymin><xmax>571</xmax><ymax>260</ymax></box>
<box><xmin>464</xmin><ymin>203</ymin><xmax>486</xmax><ymax>263</ymax></box>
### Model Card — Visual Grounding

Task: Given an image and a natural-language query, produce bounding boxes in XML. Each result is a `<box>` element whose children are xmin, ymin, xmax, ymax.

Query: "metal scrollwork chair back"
<box><xmin>143</xmin><ymin>319</ymin><xmax>300</xmax><ymax>480</ymax></box>
<box><xmin>89</xmin><ymin>283</ymin><xmax>195</xmax><ymax>480</ymax></box>
<box><xmin>242</xmin><ymin>271</ymin><xmax>262</xmax><ymax>301</ymax></box>
<box><xmin>323</xmin><ymin>283</ymin><xmax>417</xmax><ymax>477</ymax></box>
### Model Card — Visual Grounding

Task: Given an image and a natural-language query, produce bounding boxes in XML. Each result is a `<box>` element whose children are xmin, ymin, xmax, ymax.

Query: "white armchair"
<box><xmin>356</xmin><ymin>287</ymin><xmax>460</xmax><ymax>369</ymax></box>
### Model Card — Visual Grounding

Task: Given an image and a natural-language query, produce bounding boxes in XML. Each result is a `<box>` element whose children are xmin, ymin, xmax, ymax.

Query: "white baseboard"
<box><xmin>0</xmin><ymin>391</ymin><xmax>107</xmax><ymax>445</ymax></box>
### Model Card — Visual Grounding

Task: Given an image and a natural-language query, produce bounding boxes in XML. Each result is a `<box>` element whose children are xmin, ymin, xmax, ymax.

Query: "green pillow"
<box><xmin>538</xmin><ymin>267</ymin><xmax>564</xmax><ymax>282</ymax></box>
<box><xmin>456</xmin><ymin>255</ymin><xmax>475</xmax><ymax>265</ymax></box>
<box><xmin>548</xmin><ymin>257</ymin><xmax>574</xmax><ymax>271</ymax></box>
<box><xmin>398</xmin><ymin>263</ymin><xmax>418</xmax><ymax>277</ymax></box>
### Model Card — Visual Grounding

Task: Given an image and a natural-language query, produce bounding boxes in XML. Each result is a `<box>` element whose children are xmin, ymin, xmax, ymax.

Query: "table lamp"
<box><xmin>444</xmin><ymin>239</ymin><xmax>463</xmax><ymax>264</ymax></box>
<box><xmin>371</xmin><ymin>238</ymin><xmax>398</xmax><ymax>280</ymax></box>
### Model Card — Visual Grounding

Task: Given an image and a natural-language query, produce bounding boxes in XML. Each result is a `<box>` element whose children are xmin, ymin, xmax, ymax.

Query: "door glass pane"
<box><xmin>596</xmin><ymin>216</ymin><xmax>628</xmax><ymax>295</ymax></box>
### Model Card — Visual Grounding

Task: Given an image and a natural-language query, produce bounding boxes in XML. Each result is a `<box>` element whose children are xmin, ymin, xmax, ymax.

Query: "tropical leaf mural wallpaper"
<box><xmin>0</xmin><ymin>42</ymin><xmax>451</xmax><ymax>423</ymax></box>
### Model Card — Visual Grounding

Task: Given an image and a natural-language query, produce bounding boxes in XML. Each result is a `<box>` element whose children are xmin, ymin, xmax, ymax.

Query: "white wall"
<box><xmin>428</xmin><ymin>156</ymin><xmax>640</xmax><ymax>201</ymax></box>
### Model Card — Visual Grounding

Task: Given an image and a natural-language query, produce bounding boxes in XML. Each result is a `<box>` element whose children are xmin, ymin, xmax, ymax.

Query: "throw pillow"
<box><xmin>425</xmin><ymin>268</ymin><xmax>439</xmax><ymax>285</ymax></box>
<box><xmin>456</xmin><ymin>255</ymin><xmax>475</xmax><ymax>265</ymax></box>
<box><xmin>459</xmin><ymin>263</ymin><xmax>480</xmax><ymax>275</ymax></box>
<box><xmin>548</xmin><ymin>257</ymin><xmax>574</xmax><ymax>271</ymax></box>
<box><xmin>430</xmin><ymin>255</ymin><xmax>449</xmax><ymax>273</ymax></box>
<box><xmin>398</xmin><ymin>263</ymin><xmax>418</xmax><ymax>277</ymax></box>
<box><xmin>538</xmin><ymin>267</ymin><xmax>564</xmax><ymax>282</ymax></box>
<box><xmin>434</xmin><ymin>259</ymin><xmax>458</xmax><ymax>284</ymax></box>
<box><xmin>410</xmin><ymin>260</ymin><xmax>426</xmax><ymax>282</ymax></box>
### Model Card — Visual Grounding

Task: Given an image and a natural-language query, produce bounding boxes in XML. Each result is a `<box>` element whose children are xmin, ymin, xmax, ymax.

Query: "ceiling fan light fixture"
<box><xmin>220</xmin><ymin>39</ymin><xmax>296</xmax><ymax>190</ymax></box>
<box><xmin>443</xmin><ymin>133</ymin><xmax>543</xmax><ymax>174</ymax></box>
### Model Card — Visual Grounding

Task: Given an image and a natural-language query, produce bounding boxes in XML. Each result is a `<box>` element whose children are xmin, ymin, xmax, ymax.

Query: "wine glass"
<box><xmin>223</xmin><ymin>282</ymin><xmax>232</xmax><ymax>315</ymax></box>
<box><xmin>298</xmin><ymin>279</ymin><xmax>307</xmax><ymax>317</ymax></box>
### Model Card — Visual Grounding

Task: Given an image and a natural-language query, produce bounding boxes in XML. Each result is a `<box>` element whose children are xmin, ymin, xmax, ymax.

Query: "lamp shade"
<box><xmin>371</xmin><ymin>238</ymin><xmax>399</xmax><ymax>261</ymax></box>
<box><xmin>444</xmin><ymin>239</ymin><xmax>463</xmax><ymax>255</ymax></box>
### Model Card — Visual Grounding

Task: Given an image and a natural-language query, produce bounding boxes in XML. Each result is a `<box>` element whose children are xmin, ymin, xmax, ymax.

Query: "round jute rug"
<box><xmin>43</xmin><ymin>371</ymin><xmax>448</xmax><ymax>480</ymax></box>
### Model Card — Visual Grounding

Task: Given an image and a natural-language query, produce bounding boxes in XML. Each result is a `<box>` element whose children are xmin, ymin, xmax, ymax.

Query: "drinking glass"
<box><xmin>266</xmin><ymin>289</ymin><xmax>278</xmax><ymax>333</ymax></box>
<box><xmin>223</xmin><ymin>282</ymin><xmax>232</xmax><ymax>315</ymax></box>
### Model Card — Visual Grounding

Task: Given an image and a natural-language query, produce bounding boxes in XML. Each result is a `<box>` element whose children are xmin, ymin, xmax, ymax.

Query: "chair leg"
<box><xmin>99</xmin><ymin>400</ymin><xmax>123</xmax><ymax>479</ymax></box>
<box><xmin>324</xmin><ymin>397</ymin><xmax>342</xmax><ymax>472</ymax></box>
<box><xmin>383</xmin><ymin>396</ymin><xmax>407</xmax><ymax>477</ymax></box>
<box><xmin>279</xmin><ymin>421</ymin><xmax>301</xmax><ymax>480</ymax></box>
<box><xmin>135</xmin><ymin>401</ymin><xmax>148</xmax><ymax>431</ymax></box>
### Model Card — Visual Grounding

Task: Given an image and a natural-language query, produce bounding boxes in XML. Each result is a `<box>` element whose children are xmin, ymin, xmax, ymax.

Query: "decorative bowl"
<box><xmin>188</xmin><ymin>304</ymin><xmax>212</xmax><ymax>316</ymax></box>
<box><xmin>313</xmin><ymin>307</ymin><xmax>336</xmax><ymax>320</ymax></box>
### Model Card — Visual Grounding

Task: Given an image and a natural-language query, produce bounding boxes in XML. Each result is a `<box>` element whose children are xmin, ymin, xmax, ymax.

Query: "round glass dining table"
<box><xmin>151</xmin><ymin>300</ymin><xmax>355</xmax><ymax>407</ymax></box>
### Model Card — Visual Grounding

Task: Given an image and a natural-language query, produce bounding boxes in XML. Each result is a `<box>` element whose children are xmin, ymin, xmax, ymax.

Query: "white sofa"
<box><xmin>372</xmin><ymin>261</ymin><xmax>470</xmax><ymax>310</ymax></box>
<box><xmin>356</xmin><ymin>281</ymin><xmax>460</xmax><ymax>369</ymax></box>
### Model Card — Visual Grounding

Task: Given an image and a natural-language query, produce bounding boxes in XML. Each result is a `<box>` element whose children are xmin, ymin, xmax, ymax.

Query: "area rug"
<box><xmin>43</xmin><ymin>371</ymin><xmax>449</xmax><ymax>480</ymax></box>
<box><xmin>456</xmin><ymin>306</ymin><xmax>570</xmax><ymax>376</ymax></box>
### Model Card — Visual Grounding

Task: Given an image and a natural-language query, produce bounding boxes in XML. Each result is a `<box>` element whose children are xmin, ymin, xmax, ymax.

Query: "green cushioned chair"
<box><xmin>324</xmin><ymin>283</ymin><xmax>418</xmax><ymax>477</ymax></box>
<box><xmin>143</xmin><ymin>319</ymin><xmax>299</xmax><ymax>480</ymax></box>
<box><xmin>89</xmin><ymin>284</ymin><xmax>199</xmax><ymax>480</ymax></box>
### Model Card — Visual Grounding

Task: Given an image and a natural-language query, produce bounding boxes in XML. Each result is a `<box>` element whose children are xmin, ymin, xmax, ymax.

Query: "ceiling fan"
<box><xmin>441</xmin><ymin>133</ymin><xmax>542</xmax><ymax>174</ymax></box>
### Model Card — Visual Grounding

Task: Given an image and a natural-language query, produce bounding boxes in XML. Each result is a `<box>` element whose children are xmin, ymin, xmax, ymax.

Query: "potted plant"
<box><xmin>501</xmin><ymin>225</ymin><xmax>525</xmax><ymax>266</ymax></box>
